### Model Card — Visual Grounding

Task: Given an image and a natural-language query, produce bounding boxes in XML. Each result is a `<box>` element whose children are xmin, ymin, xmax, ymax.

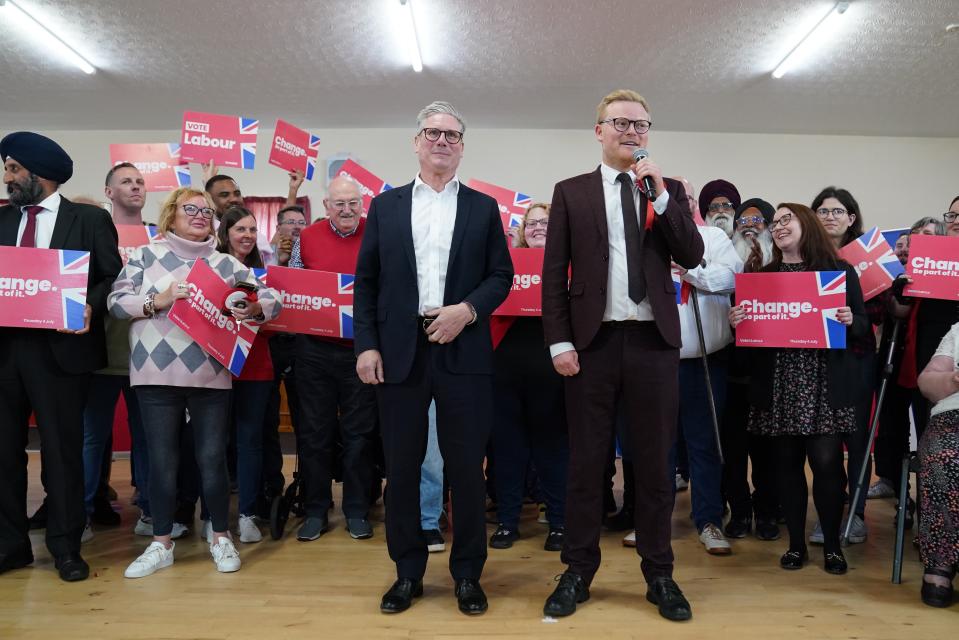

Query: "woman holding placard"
<box><xmin>108</xmin><ymin>188</ymin><xmax>280</xmax><ymax>579</ymax></box>
<box><xmin>728</xmin><ymin>203</ymin><xmax>867</xmax><ymax>575</ymax></box>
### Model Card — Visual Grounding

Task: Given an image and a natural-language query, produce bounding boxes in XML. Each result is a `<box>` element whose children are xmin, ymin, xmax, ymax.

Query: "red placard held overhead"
<box><xmin>179</xmin><ymin>110</ymin><xmax>258</xmax><ymax>170</ymax></box>
<box><xmin>167</xmin><ymin>260</ymin><xmax>260</xmax><ymax>376</ymax></box>
<box><xmin>837</xmin><ymin>227</ymin><xmax>905</xmax><ymax>301</ymax></box>
<box><xmin>903</xmin><ymin>235</ymin><xmax>959</xmax><ymax>301</ymax></box>
<box><xmin>0</xmin><ymin>246</ymin><xmax>88</xmax><ymax>330</ymax></box>
<box><xmin>262</xmin><ymin>266</ymin><xmax>354</xmax><ymax>338</ymax></box>
<box><xmin>109</xmin><ymin>143</ymin><xmax>191</xmax><ymax>192</ymax></box>
<box><xmin>734</xmin><ymin>271</ymin><xmax>848</xmax><ymax>349</ymax></box>
<box><xmin>268</xmin><ymin>119</ymin><xmax>321</xmax><ymax>181</ymax></box>
<box><xmin>336</xmin><ymin>159</ymin><xmax>392</xmax><ymax>212</ymax></box>
<box><xmin>466</xmin><ymin>179</ymin><xmax>532</xmax><ymax>234</ymax></box>
<box><xmin>493</xmin><ymin>248</ymin><xmax>543</xmax><ymax>316</ymax></box>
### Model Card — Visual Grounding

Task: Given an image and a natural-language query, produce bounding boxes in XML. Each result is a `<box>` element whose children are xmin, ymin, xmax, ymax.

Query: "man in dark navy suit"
<box><xmin>353</xmin><ymin>101</ymin><xmax>512</xmax><ymax>616</ymax></box>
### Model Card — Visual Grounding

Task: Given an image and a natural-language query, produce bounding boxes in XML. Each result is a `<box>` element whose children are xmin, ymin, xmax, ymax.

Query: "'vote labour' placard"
<box><xmin>180</xmin><ymin>111</ymin><xmax>258</xmax><ymax>170</ymax></box>
<box><xmin>734</xmin><ymin>271</ymin><xmax>847</xmax><ymax>349</ymax></box>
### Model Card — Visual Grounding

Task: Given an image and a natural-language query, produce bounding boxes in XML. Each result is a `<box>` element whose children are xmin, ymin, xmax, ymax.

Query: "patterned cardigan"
<box><xmin>107</xmin><ymin>231</ymin><xmax>281</xmax><ymax>389</ymax></box>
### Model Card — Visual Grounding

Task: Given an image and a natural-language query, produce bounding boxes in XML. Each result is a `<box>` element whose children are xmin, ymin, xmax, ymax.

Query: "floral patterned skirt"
<box><xmin>918</xmin><ymin>409</ymin><xmax>959</xmax><ymax>569</ymax></box>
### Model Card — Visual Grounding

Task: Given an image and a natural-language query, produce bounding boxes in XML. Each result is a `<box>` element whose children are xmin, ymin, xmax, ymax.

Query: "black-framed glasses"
<box><xmin>736</xmin><ymin>215</ymin><xmax>765</xmax><ymax>226</ymax></box>
<box><xmin>599</xmin><ymin>117</ymin><xmax>651</xmax><ymax>134</ymax></box>
<box><xmin>330</xmin><ymin>199</ymin><xmax>362</xmax><ymax>211</ymax></box>
<box><xmin>181</xmin><ymin>203</ymin><xmax>215</xmax><ymax>219</ymax></box>
<box><xmin>707</xmin><ymin>202</ymin><xmax>735</xmax><ymax>213</ymax></box>
<box><xmin>816</xmin><ymin>207</ymin><xmax>848</xmax><ymax>219</ymax></box>
<box><xmin>770</xmin><ymin>213</ymin><xmax>793</xmax><ymax>229</ymax></box>
<box><xmin>419</xmin><ymin>128</ymin><xmax>463</xmax><ymax>144</ymax></box>
<box><xmin>525</xmin><ymin>218</ymin><xmax>549</xmax><ymax>229</ymax></box>
<box><xmin>943</xmin><ymin>211</ymin><xmax>958</xmax><ymax>223</ymax></box>
<box><xmin>279</xmin><ymin>219</ymin><xmax>307</xmax><ymax>226</ymax></box>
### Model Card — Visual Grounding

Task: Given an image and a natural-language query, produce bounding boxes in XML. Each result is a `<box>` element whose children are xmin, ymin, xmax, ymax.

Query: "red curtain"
<box><xmin>243</xmin><ymin>196</ymin><xmax>311</xmax><ymax>243</ymax></box>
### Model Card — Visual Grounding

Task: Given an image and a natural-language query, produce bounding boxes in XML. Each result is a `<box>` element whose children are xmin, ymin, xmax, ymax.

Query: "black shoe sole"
<box><xmin>645</xmin><ymin>592</ymin><xmax>692</xmax><ymax>621</ymax></box>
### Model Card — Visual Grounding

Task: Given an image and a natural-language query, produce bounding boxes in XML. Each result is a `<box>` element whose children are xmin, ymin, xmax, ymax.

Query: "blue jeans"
<box><xmin>136</xmin><ymin>385</ymin><xmax>231</xmax><ymax>536</ymax></box>
<box><xmin>419</xmin><ymin>401</ymin><xmax>444</xmax><ymax>530</ymax></box>
<box><xmin>670</xmin><ymin>356</ymin><xmax>727</xmax><ymax>532</ymax></box>
<box><xmin>83</xmin><ymin>374</ymin><xmax>149</xmax><ymax>516</ymax></box>
<box><xmin>233</xmin><ymin>380</ymin><xmax>271</xmax><ymax>516</ymax></box>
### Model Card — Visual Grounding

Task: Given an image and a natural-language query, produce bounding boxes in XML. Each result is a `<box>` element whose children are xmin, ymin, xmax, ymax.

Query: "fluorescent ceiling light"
<box><xmin>0</xmin><ymin>0</ymin><xmax>96</xmax><ymax>74</ymax></box>
<box><xmin>399</xmin><ymin>0</ymin><xmax>423</xmax><ymax>72</ymax></box>
<box><xmin>772</xmin><ymin>2</ymin><xmax>849</xmax><ymax>79</ymax></box>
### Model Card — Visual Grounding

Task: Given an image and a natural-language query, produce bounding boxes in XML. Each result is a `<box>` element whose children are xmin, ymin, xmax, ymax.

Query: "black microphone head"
<box><xmin>632</xmin><ymin>148</ymin><xmax>649</xmax><ymax>163</ymax></box>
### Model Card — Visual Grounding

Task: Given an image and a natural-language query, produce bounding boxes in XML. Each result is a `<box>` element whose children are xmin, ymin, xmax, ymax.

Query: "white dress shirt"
<box><xmin>411</xmin><ymin>174</ymin><xmax>460</xmax><ymax>315</ymax></box>
<box><xmin>678</xmin><ymin>225</ymin><xmax>743</xmax><ymax>359</ymax></box>
<box><xmin>16</xmin><ymin>191</ymin><xmax>61</xmax><ymax>248</ymax></box>
<box><xmin>549</xmin><ymin>163</ymin><xmax>669</xmax><ymax>359</ymax></box>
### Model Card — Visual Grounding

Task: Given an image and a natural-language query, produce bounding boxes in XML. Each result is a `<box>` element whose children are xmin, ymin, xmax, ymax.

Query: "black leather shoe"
<box><xmin>754</xmin><ymin>518</ymin><xmax>781</xmax><ymax>541</ymax></box>
<box><xmin>724</xmin><ymin>517</ymin><xmax>751</xmax><ymax>539</ymax></box>
<box><xmin>646</xmin><ymin>577</ymin><xmax>692</xmax><ymax>621</ymax></box>
<box><xmin>824</xmin><ymin>551</ymin><xmax>848</xmax><ymax>575</ymax></box>
<box><xmin>489</xmin><ymin>524</ymin><xmax>519</xmax><ymax>549</ymax></box>
<box><xmin>54</xmin><ymin>553</ymin><xmax>89</xmax><ymax>582</ymax></box>
<box><xmin>28</xmin><ymin>502</ymin><xmax>47</xmax><ymax>530</ymax></box>
<box><xmin>780</xmin><ymin>548</ymin><xmax>808</xmax><ymax>570</ymax></box>
<box><xmin>454</xmin><ymin>578</ymin><xmax>488</xmax><ymax>615</ymax></box>
<box><xmin>0</xmin><ymin>548</ymin><xmax>34</xmax><ymax>574</ymax></box>
<box><xmin>921</xmin><ymin>568</ymin><xmax>955</xmax><ymax>608</ymax></box>
<box><xmin>543</xmin><ymin>572</ymin><xmax>589</xmax><ymax>617</ymax></box>
<box><xmin>91</xmin><ymin>498</ymin><xmax>121</xmax><ymax>526</ymax></box>
<box><xmin>380</xmin><ymin>578</ymin><xmax>423</xmax><ymax>613</ymax></box>
<box><xmin>544</xmin><ymin>527</ymin><xmax>565</xmax><ymax>552</ymax></box>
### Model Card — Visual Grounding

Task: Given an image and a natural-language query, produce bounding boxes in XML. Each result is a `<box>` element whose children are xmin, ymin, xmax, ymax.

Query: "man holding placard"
<box><xmin>0</xmin><ymin>132</ymin><xmax>122</xmax><ymax>582</ymax></box>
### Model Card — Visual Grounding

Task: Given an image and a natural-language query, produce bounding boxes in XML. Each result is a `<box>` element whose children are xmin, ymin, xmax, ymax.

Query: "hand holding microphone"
<box><xmin>631</xmin><ymin>148</ymin><xmax>666</xmax><ymax>201</ymax></box>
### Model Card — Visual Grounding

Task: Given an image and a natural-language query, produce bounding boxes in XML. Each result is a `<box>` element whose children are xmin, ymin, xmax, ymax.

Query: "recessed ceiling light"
<box><xmin>0</xmin><ymin>0</ymin><xmax>96</xmax><ymax>74</ymax></box>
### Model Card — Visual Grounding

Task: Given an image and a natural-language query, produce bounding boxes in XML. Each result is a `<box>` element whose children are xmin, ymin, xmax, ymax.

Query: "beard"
<box><xmin>7</xmin><ymin>173</ymin><xmax>45</xmax><ymax>207</ymax></box>
<box><xmin>707</xmin><ymin>213</ymin><xmax>734</xmax><ymax>237</ymax></box>
<box><xmin>733</xmin><ymin>228</ymin><xmax>774</xmax><ymax>268</ymax></box>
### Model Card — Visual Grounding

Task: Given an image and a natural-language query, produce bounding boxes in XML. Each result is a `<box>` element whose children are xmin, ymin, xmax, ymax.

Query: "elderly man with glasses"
<box><xmin>699</xmin><ymin>179</ymin><xmax>742</xmax><ymax>239</ymax></box>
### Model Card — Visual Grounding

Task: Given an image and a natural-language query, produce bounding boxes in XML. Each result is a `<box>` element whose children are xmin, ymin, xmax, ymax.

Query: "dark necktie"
<box><xmin>616</xmin><ymin>173</ymin><xmax>645</xmax><ymax>303</ymax></box>
<box><xmin>19</xmin><ymin>205</ymin><xmax>43</xmax><ymax>248</ymax></box>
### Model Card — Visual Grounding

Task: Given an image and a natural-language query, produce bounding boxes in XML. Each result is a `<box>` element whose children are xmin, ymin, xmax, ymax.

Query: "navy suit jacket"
<box><xmin>353</xmin><ymin>181</ymin><xmax>513</xmax><ymax>384</ymax></box>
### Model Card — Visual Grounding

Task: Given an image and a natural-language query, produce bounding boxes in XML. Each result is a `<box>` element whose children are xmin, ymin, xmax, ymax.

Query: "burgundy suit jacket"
<box><xmin>541</xmin><ymin>168</ymin><xmax>705</xmax><ymax>351</ymax></box>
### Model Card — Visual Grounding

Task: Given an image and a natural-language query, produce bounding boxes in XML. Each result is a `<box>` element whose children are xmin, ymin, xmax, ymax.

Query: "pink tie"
<box><xmin>19</xmin><ymin>205</ymin><xmax>43</xmax><ymax>248</ymax></box>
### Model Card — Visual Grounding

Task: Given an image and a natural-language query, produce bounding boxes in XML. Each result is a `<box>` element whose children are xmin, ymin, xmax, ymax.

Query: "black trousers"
<box><xmin>875</xmin><ymin>381</ymin><xmax>923</xmax><ymax>482</ymax></box>
<box><xmin>722</xmin><ymin>379</ymin><xmax>778</xmax><ymax>520</ymax></box>
<box><xmin>0</xmin><ymin>331</ymin><xmax>89</xmax><ymax>558</ymax></box>
<box><xmin>295</xmin><ymin>336</ymin><xmax>376</xmax><ymax>518</ymax></box>
<box><xmin>262</xmin><ymin>334</ymin><xmax>300</xmax><ymax>495</ymax></box>
<box><xmin>563</xmin><ymin>322</ymin><xmax>678</xmax><ymax>585</ymax></box>
<box><xmin>377</xmin><ymin>331</ymin><xmax>492</xmax><ymax>581</ymax></box>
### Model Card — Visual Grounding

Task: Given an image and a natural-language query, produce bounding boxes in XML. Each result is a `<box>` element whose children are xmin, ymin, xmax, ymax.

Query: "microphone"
<box><xmin>631</xmin><ymin>148</ymin><xmax>657</xmax><ymax>201</ymax></box>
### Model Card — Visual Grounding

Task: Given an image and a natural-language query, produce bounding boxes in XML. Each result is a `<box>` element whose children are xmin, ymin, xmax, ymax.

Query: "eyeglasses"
<box><xmin>419</xmin><ymin>128</ymin><xmax>463</xmax><ymax>144</ymax></box>
<box><xmin>330</xmin><ymin>199</ymin><xmax>362</xmax><ymax>211</ymax></box>
<box><xmin>736</xmin><ymin>215</ymin><xmax>765</xmax><ymax>227</ymax></box>
<box><xmin>943</xmin><ymin>212</ymin><xmax>958</xmax><ymax>223</ymax></box>
<box><xmin>599</xmin><ymin>118</ymin><xmax>651</xmax><ymax>134</ymax></box>
<box><xmin>707</xmin><ymin>202</ymin><xmax>734</xmax><ymax>213</ymax></box>
<box><xmin>280</xmin><ymin>219</ymin><xmax>307</xmax><ymax>226</ymax></box>
<box><xmin>525</xmin><ymin>218</ymin><xmax>549</xmax><ymax>229</ymax></box>
<box><xmin>181</xmin><ymin>203</ymin><xmax>215</xmax><ymax>219</ymax></box>
<box><xmin>770</xmin><ymin>213</ymin><xmax>793</xmax><ymax>229</ymax></box>
<box><xmin>816</xmin><ymin>207</ymin><xmax>848</xmax><ymax>219</ymax></box>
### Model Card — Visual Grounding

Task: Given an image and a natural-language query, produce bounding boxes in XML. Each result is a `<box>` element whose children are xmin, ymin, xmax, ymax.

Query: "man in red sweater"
<box><xmin>289</xmin><ymin>176</ymin><xmax>376</xmax><ymax>541</ymax></box>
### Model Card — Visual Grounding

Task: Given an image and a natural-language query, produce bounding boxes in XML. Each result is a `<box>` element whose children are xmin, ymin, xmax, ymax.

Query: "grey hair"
<box><xmin>416</xmin><ymin>101</ymin><xmax>466</xmax><ymax>132</ymax></box>
<box><xmin>910</xmin><ymin>216</ymin><xmax>945</xmax><ymax>235</ymax></box>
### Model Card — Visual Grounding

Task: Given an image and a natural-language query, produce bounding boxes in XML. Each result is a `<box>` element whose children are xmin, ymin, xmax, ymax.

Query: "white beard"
<box><xmin>707</xmin><ymin>213</ymin><xmax>734</xmax><ymax>238</ymax></box>
<box><xmin>733</xmin><ymin>229</ymin><xmax>774</xmax><ymax>267</ymax></box>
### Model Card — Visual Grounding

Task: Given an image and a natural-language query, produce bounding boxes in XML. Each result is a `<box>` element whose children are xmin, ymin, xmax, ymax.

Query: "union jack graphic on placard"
<box><xmin>227</xmin><ymin>322</ymin><xmax>259</xmax><ymax>377</ymax></box>
<box><xmin>509</xmin><ymin>213</ymin><xmax>524</xmax><ymax>229</ymax></box>
<box><xmin>816</xmin><ymin>270</ymin><xmax>846</xmax><ymax>297</ymax></box>
<box><xmin>339</xmin><ymin>305</ymin><xmax>354</xmax><ymax>339</ymax></box>
<box><xmin>672</xmin><ymin>270</ymin><xmax>683</xmax><ymax>305</ymax></box>
<box><xmin>240</xmin><ymin>118</ymin><xmax>258</xmax><ymax>169</ymax></box>
<box><xmin>59</xmin><ymin>250</ymin><xmax>89</xmax><ymax>330</ymax></box>
<box><xmin>305</xmin><ymin>134</ymin><xmax>322</xmax><ymax>181</ymax></box>
<box><xmin>338</xmin><ymin>273</ymin><xmax>354</xmax><ymax>295</ymax></box>
<box><xmin>513</xmin><ymin>192</ymin><xmax>532</xmax><ymax>210</ymax></box>
<box><xmin>837</xmin><ymin>227</ymin><xmax>905</xmax><ymax>301</ymax></box>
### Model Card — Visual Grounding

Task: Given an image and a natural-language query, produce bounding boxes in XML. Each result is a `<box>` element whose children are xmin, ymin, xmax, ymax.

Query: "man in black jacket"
<box><xmin>0</xmin><ymin>132</ymin><xmax>122</xmax><ymax>582</ymax></box>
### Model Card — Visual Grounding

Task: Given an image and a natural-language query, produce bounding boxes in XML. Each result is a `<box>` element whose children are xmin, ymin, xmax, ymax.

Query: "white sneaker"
<box><xmin>238</xmin><ymin>515</ymin><xmax>262</xmax><ymax>543</ymax></box>
<box><xmin>867</xmin><ymin>479</ymin><xmax>895</xmax><ymax>500</ymax></box>
<box><xmin>623</xmin><ymin>531</ymin><xmax>636</xmax><ymax>547</ymax></box>
<box><xmin>124</xmin><ymin>541</ymin><xmax>174</xmax><ymax>579</ymax></box>
<box><xmin>200</xmin><ymin>519</ymin><xmax>213</xmax><ymax>544</ymax></box>
<box><xmin>809</xmin><ymin>521</ymin><xmax>824</xmax><ymax>544</ymax></box>
<box><xmin>171</xmin><ymin>522</ymin><xmax>189</xmax><ymax>540</ymax></box>
<box><xmin>134</xmin><ymin>516</ymin><xmax>153</xmax><ymax>537</ymax></box>
<box><xmin>81</xmin><ymin>521</ymin><xmax>94</xmax><ymax>544</ymax></box>
<box><xmin>210</xmin><ymin>536</ymin><xmax>241</xmax><ymax>573</ymax></box>
<box><xmin>675</xmin><ymin>474</ymin><xmax>689</xmax><ymax>491</ymax></box>
<box><xmin>844</xmin><ymin>514</ymin><xmax>868</xmax><ymax>544</ymax></box>
<box><xmin>699</xmin><ymin>523</ymin><xmax>732</xmax><ymax>555</ymax></box>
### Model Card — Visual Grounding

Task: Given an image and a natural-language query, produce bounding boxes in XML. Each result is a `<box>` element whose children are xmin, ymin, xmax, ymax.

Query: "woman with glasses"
<box><xmin>729</xmin><ymin>203</ymin><xmax>868</xmax><ymax>574</ymax></box>
<box><xmin>108</xmin><ymin>188</ymin><xmax>281</xmax><ymax>578</ymax></box>
<box><xmin>808</xmin><ymin>186</ymin><xmax>880</xmax><ymax>547</ymax></box>
<box><xmin>215</xmin><ymin>206</ymin><xmax>276</xmax><ymax>544</ymax></box>
<box><xmin>489</xmin><ymin>203</ymin><xmax>569</xmax><ymax>552</ymax></box>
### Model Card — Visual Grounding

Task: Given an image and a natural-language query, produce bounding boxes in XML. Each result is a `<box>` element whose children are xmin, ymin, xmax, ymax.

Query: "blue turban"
<box><xmin>0</xmin><ymin>131</ymin><xmax>74</xmax><ymax>184</ymax></box>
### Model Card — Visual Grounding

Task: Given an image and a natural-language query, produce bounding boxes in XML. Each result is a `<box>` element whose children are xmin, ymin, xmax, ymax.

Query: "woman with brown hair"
<box><xmin>729</xmin><ymin>203</ymin><xmax>868</xmax><ymax>575</ymax></box>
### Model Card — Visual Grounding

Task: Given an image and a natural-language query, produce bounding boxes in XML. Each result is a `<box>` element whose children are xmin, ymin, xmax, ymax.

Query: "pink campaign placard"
<box><xmin>179</xmin><ymin>110</ymin><xmax>258</xmax><ymax>170</ymax></box>
<box><xmin>262</xmin><ymin>266</ymin><xmax>354</xmax><ymax>338</ymax></box>
<box><xmin>493</xmin><ymin>248</ymin><xmax>543</xmax><ymax>317</ymax></box>
<box><xmin>167</xmin><ymin>259</ymin><xmax>260</xmax><ymax>376</ymax></box>
<box><xmin>734</xmin><ymin>271</ymin><xmax>848</xmax><ymax>349</ymax></box>
<box><xmin>0</xmin><ymin>246</ymin><xmax>88</xmax><ymax>330</ymax></box>
<box><xmin>837</xmin><ymin>227</ymin><xmax>905</xmax><ymax>301</ymax></box>
<box><xmin>115</xmin><ymin>224</ymin><xmax>160</xmax><ymax>266</ymax></box>
<box><xmin>336</xmin><ymin>159</ymin><xmax>392</xmax><ymax>212</ymax></box>
<box><xmin>903</xmin><ymin>234</ymin><xmax>959</xmax><ymax>301</ymax></box>
<box><xmin>466</xmin><ymin>179</ymin><xmax>532</xmax><ymax>234</ymax></box>
<box><xmin>108</xmin><ymin>143</ymin><xmax>191</xmax><ymax>192</ymax></box>
<box><xmin>268</xmin><ymin>119</ymin><xmax>321</xmax><ymax>181</ymax></box>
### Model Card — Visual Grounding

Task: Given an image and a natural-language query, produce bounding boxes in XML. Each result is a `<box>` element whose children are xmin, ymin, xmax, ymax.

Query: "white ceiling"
<box><xmin>1</xmin><ymin>0</ymin><xmax>958</xmax><ymax>136</ymax></box>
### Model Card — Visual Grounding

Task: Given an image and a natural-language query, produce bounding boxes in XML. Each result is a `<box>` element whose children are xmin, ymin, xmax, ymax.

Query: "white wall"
<box><xmin>35</xmin><ymin>127</ymin><xmax>959</xmax><ymax>229</ymax></box>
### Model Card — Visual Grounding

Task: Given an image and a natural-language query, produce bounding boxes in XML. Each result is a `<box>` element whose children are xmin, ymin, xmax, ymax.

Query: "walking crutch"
<box><xmin>689</xmin><ymin>286</ymin><xmax>724</xmax><ymax>464</ymax></box>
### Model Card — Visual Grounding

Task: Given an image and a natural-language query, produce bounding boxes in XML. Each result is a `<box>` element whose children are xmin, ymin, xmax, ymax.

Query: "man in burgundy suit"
<box><xmin>541</xmin><ymin>90</ymin><xmax>704</xmax><ymax>621</ymax></box>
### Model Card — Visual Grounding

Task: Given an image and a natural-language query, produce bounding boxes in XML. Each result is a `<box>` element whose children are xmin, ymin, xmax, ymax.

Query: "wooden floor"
<box><xmin>1</xmin><ymin>454</ymin><xmax>953</xmax><ymax>640</ymax></box>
